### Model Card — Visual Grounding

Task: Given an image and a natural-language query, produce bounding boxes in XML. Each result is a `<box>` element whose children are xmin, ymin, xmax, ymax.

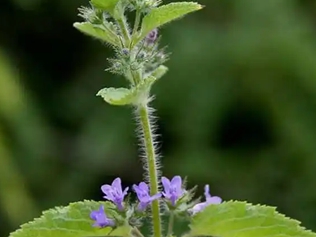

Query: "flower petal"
<box><xmin>101</xmin><ymin>185</ymin><xmax>113</xmax><ymax>196</ymax></box>
<box><xmin>132</xmin><ymin>184</ymin><xmax>140</xmax><ymax>192</ymax></box>
<box><xmin>99</xmin><ymin>205</ymin><xmax>105</xmax><ymax>212</ymax></box>
<box><xmin>161</xmin><ymin>177</ymin><xmax>171</xmax><ymax>193</ymax></box>
<box><xmin>112</xmin><ymin>177</ymin><xmax>122</xmax><ymax>190</ymax></box>
<box><xmin>171</xmin><ymin>176</ymin><xmax>182</xmax><ymax>187</ymax></box>
<box><xmin>190</xmin><ymin>202</ymin><xmax>208</xmax><ymax>215</ymax></box>
<box><xmin>90</xmin><ymin>205</ymin><xmax>115</xmax><ymax>228</ymax></box>
<box><xmin>151</xmin><ymin>192</ymin><xmax>162</xmax><ymax>200</ymax></box>
<box><xmin>103</xmin><ymin>196</ymin><xmax>114</xmax><ymax>201</ymax></box>
<box><xmin>123</xmin><ymin>187</ymin><xmax>129</xmax><ymax>195</ymax></box>
<box><xmin>90</xmin><ymin>210</ymin><xmax>98</xmax><ymax>220</ymax></box>
<box><xmin>204</xmin><ymin>184</ymin><xmax>211</xmax><ymax>199</ymax></box>
<box><xmin>139</xmin><ymin>182</ymin><xmax>149</xmax><ymax>192</ymax></box>
<box><xmin>138</xmin><ymin>201</ymin><xmax>150</xmax><ymax>211</ymax></box>
<box><xmin>207</xmin><ymin>196</ymin><xmax>222</xmax><ymax>204</ymax></box>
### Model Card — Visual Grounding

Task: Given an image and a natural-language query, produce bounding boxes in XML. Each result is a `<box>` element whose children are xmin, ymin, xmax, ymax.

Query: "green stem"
<box><xmin>167</xmin><ymin>213</ymin><xmax>175</xmax><ymax>237</ymax></box>
<box><xmin>117</xmin><ymin>17</ymin><xmax>130</xmax><ymax>47</ymax></box>
<box><xmin>138</xmin><ymin>104</ymin><xmax>162</xmax><ymax>237</ymax></box>
<box><xmin>101</xmin><ymin>23</ymin><xmax>120</xmax><ymax>45</ymax></box>
<box><xmin>132</xmin><ymin>10</ymin><xmax>141</xmax><ymax>37</ymax></box>
<box><xmin>131</xmin><ymin>69</ymin><xmax>142</xmax><ymax>85</ymax></box>
<box><xmin>131</xmin><ymin>227</ymin><xmax>145</xmax><ymax>237</ymax></box>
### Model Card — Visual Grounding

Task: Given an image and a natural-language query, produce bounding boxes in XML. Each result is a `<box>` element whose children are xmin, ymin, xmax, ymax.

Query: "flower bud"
<box><xmin>121</xmin><ymin>48</ymin><xmax>130</xmax><ymax>56</ymax></box>
<box><xmin>145</xmin><ymin>29</ymin><xmax>158</xmax><ymax>44</ymax></box>
<box><xmin>137</xmin><ymin>51</ymin><xmax>147</xmax><ymax>60</ymax></box>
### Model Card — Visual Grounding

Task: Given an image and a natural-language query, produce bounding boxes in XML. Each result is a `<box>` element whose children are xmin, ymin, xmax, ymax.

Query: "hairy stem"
<box><xmin>102</xmin><ymin>23</ymin><xmax>120</xmax><ymax>44</ymax></box>
<box><xmin>138</xmin><ymin>104</ymin><xmax>162</xmax><ymax>237</ymax></box>
<box><xmin>167</xmin><ymin>213</ymin><xmax>174</xmax><ymax>237</ymax></box>
<box><xmin>131</xmin><ymin>227</ymin><xmax>146</xmax><ymax>237</ymax></box>
<box><xmin>132</xmin><ymin>10</ymin><xmax>141</xmax><ymax>37</ymax></box>
<box><xmin>117</xmin><ymin>17</ymin><xmax>130</xmax><ymax>47</ymax></box>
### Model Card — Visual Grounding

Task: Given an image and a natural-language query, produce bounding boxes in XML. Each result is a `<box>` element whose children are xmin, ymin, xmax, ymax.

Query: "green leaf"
<box><xmin>90</xmin><ymin>0</ymin><xmax>120</xmax><ymax>15</ymax></box>
<box><xmin>97</xmin><ymin>76</ymin><xmax>157</xmax><ymax>106</ymax></box>
<box><xmin>97</xmin><ymin>87</ymin><xmax>134</xmax><ymax>106</ymax></box>
<box><xmin>150</xmin><ymin>65</ymin><xmax>168</xmax><ymax>79</ymax></box>
<box><xmin>140</xmin><ymin>2</ymin><xmax>203</xmax><ymax>40</ymax></box>
<box><xmin>9</xmin><ymin>200</ymin><xmax>131</xmax><ymax>237</ymax></box>
<box><xmin>112</xmin><ymin>0</ymin><xmax>126</xmax><ymax>20</ymax></box>
<box><xmin>73</xmin><ymin>22</ymin><xmax>119</xmax><ymax>46</ymax></box>
<box><xmin>189</xmin><ymin>201</ymin><xmax>316</xmax><ymax>237</ymax></box>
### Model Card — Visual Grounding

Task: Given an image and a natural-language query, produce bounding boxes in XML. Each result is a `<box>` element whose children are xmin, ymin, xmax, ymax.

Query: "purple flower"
<box><xmin>190</xmin><ymin>202</ymin><xmax>208</xmax><ymax>215</ymax></box>
<box><xmin>161</xmin><ymin>176</ymin><xmax>184</xmax><ymax>206</ymax></box>
<box><xmin>101</xmin><ymin>177</ymin><xmax>129</xmax><ymax>210</ymax></box>
<box><xmin>190</xmin><ymin>185</ymin><xmax>222</xmax><ymax>215</ymax></box>
<box><xmin>145</xmin><ymin>29</ymin><xmax>158</xmax><ymax>44</ymax></box>
<box><xmin>90</xmin><ymin>205</ymin><xmax>115</xmax><ymax>228</ymax></box>
<box><xmin>204</xmin><ymin>185</ymin><xmax>222</xmax><ymax>204</ymax></box>
<box><xmin>133</xmin><ymin>182</ymin><xmax>161</xmax><ymax>211</ymax></box>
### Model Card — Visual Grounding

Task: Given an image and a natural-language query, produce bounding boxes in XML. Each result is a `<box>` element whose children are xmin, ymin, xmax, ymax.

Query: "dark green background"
<box><xmin>1</xmin><ymin>0</ymin><xmax>316</xmax><ymax>236</ymax></box>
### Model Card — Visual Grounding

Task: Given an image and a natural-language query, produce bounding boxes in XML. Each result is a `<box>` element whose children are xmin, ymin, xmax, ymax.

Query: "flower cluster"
<box><xmin>128</xmin><ymin>0</ymin><xmax>162</xmax><ymax>13</ymax></box>
<box><xmin>107</xmin><ymin>28</ymin><xmax>168</xmax><ymax>81</ymax></box>
<box><xmin>90</xmin><ymin>176</ymin><xmax>221</xmax><ymax>228</ymax></box>
<box><xmin>76</xmin><ymin>2</ymin><xmax>167</xmax><ymax>82</ymax></box>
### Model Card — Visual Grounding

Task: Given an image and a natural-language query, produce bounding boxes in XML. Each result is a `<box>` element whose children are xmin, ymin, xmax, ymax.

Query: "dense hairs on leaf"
<box><xmin>189</xmin><ymin>201</ymin><xmax>316</xmax><ymax>237</ymax></box>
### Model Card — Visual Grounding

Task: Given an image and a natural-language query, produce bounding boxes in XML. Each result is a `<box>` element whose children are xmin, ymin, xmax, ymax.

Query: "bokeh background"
<box><xmin>1</xmin><ymin>0</ymin><xmax>316</xmax><ymax>236</ymax></box>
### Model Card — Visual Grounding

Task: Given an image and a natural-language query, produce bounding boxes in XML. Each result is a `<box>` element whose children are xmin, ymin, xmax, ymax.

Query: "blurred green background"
<box><xmin>1</xmin><ymin>0</ymin><xmax>316</xmax><ymax>235</ymax></box>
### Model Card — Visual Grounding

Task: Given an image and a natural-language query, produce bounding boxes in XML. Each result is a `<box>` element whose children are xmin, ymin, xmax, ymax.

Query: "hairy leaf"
<box><xmin>97</xmin><ymin>88</ymin><xmax>134</xmax><ymax>106</ymax></box>
<box><xmin>90</xmin><ymin>0</ymin><xmax>120</xmax><ymax>14</ymax></box>
<box><xmin>9</xmin><ymin>200</ymin><xmax>131</xmax><ymax>237</ymax></box>
<box><xmin>140</xmin><ymin>2</ymin><xmax>203</xmax><ymax>40</ymax></box>
<box><xmin>150</xmin><ymin>65</ymin><xmax>168</xmax><ymax>79</ymax></box>
<box><xmin>189</xmin><ymin>201</ymin><xmax>316</xmax><ymax>237</ymax></box>
<box><xmin>73</xmin><ymin>22</ymin><xmax>119</xmax><ymax>46</ymax></box>
<box><xmin>97</xmin><ymin>76</ymin><xmax>157</xmax><ymax>106</ymax></box>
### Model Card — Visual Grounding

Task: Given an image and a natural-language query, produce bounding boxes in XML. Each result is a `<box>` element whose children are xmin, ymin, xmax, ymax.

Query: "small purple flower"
<box><xmin>190</xmin><ymin>185</ymin><xmax>222</xmax><ymax>215</ymax></box>
<box><xmin>190</xmin><ymin>202</ymin><xmax>208</xmax><ymax>215</ymax></box>
<box><xmin>133</xmin><ymin>182</ymin><xmax>161</xmax><ymax>211</ymax></box>
<box><xmin>204</xmin><ymin>185</ymin><xmax>222</xmax><ymax>204</ymax></box>
<box><xmin>145</xmin><ymin>28</ymin><xmax>158</xmax><ymax>44</ymax></box>
<box><xmin>90</xmin><ymin>205</ymin><xmax>115</xmax><ymax>228</ymax></box>
<box><xmin>101</xmin><ymin>177</ymin><xmax>129</xmax><ymax>210</ymax></box>
<box><xmin>161</xmin><ymin>176</ymin><xmax>184</xmax><ymax>206</ymax></box>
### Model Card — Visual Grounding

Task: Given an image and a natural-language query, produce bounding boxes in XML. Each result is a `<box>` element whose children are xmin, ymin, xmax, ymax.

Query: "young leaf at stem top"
<box><xmin>73</xmin><ymin>22</ymin><xmax>120</xmax><ymax>46</ymax></box>
<box><xmin>138</xmin><ymin>2</ymin><xmax>203</xmax><ymax>43</ymax></box>
<box><xmin>90</xmin><ymin>0</ymin><xmax>120</xmax><ymax>16</ymax></box>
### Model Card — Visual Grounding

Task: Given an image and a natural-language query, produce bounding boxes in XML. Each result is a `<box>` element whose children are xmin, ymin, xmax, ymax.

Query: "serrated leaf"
<box><xmin>140</xmin><ymin>2</ymin><xmax>203</xmax><ymax>40</ymax></box>
<box><xmin>90</xmin><ymin>0</ymin><xmax>120</xmax><ymax>14</ymax></box>
<box><xmin>189</xmin><ymin>201</ymin><xmax>316</xmax><ymax>237</ymax></box>
<box><xmin>73</xmin><ymin>22</ymin><xmax>119</xmax><ymax>46</ymax></box>
<box><xmin>97</xmin><ymin>76</ymin><xmax>157</xmax><ymax>106</ymax></box>
<box><xmin>9</xmin><ymin>200</ymin><xmax>131</xmax><ymax>237</ymax></box>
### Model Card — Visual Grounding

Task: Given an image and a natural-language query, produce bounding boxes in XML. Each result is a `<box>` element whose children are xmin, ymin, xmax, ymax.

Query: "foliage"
<box><xmin>189</xmin><ymin>201</ymin><xmax>316</xmax><ymax>237</ymax></box>
<box><xmin>9</xmin><ymin>201</ymin><xmax>130</xmax><ymax>237</ymax></box>
<box><xmin>1</xmin><ymin>0</ymin><xmax>316</xmax><ymax>236</ymax></box>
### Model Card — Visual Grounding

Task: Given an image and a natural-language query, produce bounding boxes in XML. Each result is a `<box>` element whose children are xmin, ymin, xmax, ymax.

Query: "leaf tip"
<box><xmin>96</xmin><ymin>89</ymin><xmax>104</xmax><ymax>97</ymax></box>
<box><xmin>73</xmin><ymin>22</ymin><xmax>80</xmax><ymax>28</ymax></box>
<box><xmin>198</xmin><ymin>4</ymin><xmax>205</xmax><ymax>10</ymax></box>
<box><xmin>189</xmin><ymin>2</ymin><xmax>205</xmax><ymax>11</ymax></box>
